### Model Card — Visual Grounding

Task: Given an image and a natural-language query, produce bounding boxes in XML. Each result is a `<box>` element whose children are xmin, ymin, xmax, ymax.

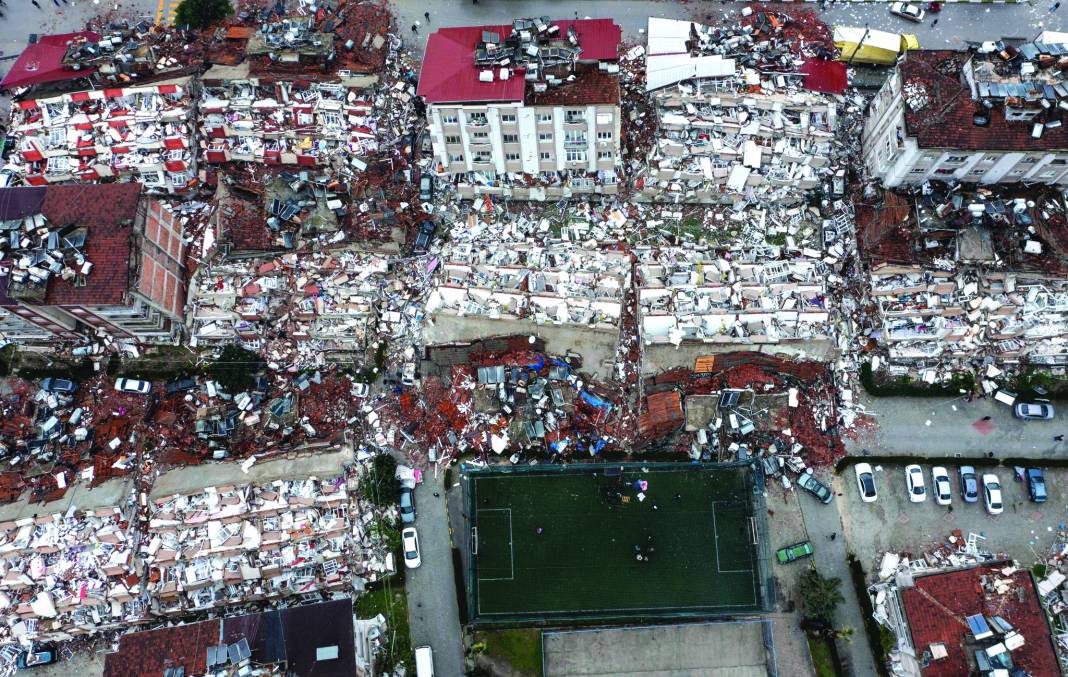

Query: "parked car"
<box><xmin>16</xmin><ymin>646</ymin><xmax>57</xmax><ymax>669</ymax></box>
<box><xmin>413</xmin><ymin>220</ymin><xmax>436</xmax><ymax>252</ymax></box>
<box><xmin>905</xmin><ymin>464</ymin><xmax>926</xmax><ymax>503</ymax></box>
<box><xmin>400</xmin><ymin>486</ymin><xmax>416</xmax><ymax>524</ymax></box>
<box><xmin>776</xmin><ymin>541</ymin><xmax>814</xmax><ymax>564</ymax></box>
<box><xmin>855</xmin><ymin>463</ymin><xmax>877</xmax><ymax>503</ymax></box>
<box><xmin>1014</xmin><ymin>402</ymin><xmax>1054</xmax><ymax>420</ymax></box>
<box><xmin>39</xmin><ymin>378</ymin><xmax>76</xmax><ymax>394</ymax></box>
<box><xmin>353</xmin><ymin>383</ymin><xmax>370</xmax><ymax>398</ymax></box>
<box><xmin>982</xmin><ymin>473</ymin><xmax>1004</xmax><ymax>515</ymax></box>
<box><xmin>797</xmin><ymin>471</ymin><xmax>833</xmax><ymax>504</ymax></box>
<box><xmin>931</xmin><ymin>466</ymin><xmax>952</xmax><ymax>506</ymax></box>
<box><xmin>419</xmin><ymin>174</ymin><xmax>434</xmax><ymax>202</ymax></box>
<box><xmin>889</xmin><ymin>1</ymin><xmax>926</xmax><ymax>22</ymax></box>
<box><xmin>959</xmin><ymin>466</ymin><xmax>979</xmax><ymax>503</ymax></box>
<box><xmin>164</xmin><ymin>377</ymin><xmax>198</xmax><ymax>396</ymax></box>
<box><xmin>1027</xmin><ymin>468</ymin><xmax>1048</xmax><ymax>503</ymax></box>
<box><xmin>402</xmin><ymin>527</ymin><xmax>421</xmax><ymax>569</ymax></box>
<box><xmin>114</xmin><ymin>378</ymin><xmax>152</xmax><ymax>394</ymax></box>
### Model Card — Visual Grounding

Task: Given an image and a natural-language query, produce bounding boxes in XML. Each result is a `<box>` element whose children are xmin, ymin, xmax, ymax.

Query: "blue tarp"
<box><xmin>581</xmin><ymin>391</ymin><xmax>612</xmax><ymax>411</ymax></box>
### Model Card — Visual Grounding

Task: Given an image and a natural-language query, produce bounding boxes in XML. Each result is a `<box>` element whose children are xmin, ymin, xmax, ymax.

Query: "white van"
<box><xmin>415</xmin><ymin>645</ymin><xmax>434</xmax><ymax>677</ymax></box>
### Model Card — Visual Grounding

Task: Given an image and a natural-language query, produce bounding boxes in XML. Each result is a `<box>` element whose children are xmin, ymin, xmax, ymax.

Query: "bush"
<box><xmin>362</xmin><ymin>454</ymin><xmax>401</xmax><ymax>507</ymax></box>
<box><xmin>173</xmin><ymin>0</ymin><xmax>233</xmax><ymax>30</ymax></box>
<box><xmin>798</xmin><ymin>567</ymin><xmax>844</xmax><ymax>625</ymax></box>
<box><xmin>860</xmin><ymin>362</ymin><xmax>974</xmax><ymax>398</ymax></box>
<box><xmin>206</xmin><ymin>345</ymin><xmax>261</xmax><ymax>393</ymax></box>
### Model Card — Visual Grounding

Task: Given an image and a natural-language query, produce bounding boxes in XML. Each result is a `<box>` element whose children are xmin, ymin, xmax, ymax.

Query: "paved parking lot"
<box><xmin>838</xmin><ymin>463</ymin><xmax>1068</xmax><ymax>572</ymax></box>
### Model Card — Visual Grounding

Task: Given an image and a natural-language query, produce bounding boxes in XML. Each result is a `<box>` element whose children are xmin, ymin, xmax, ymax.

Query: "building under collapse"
<box><xmin>637</xmin><ymin>17</ymin><xmax>844</xmax><ymax>205</ymax></box>
<box><xmin>418</xmin><ymin>18</ymin><xmax>623</xmax><ymax>200</ymax></box>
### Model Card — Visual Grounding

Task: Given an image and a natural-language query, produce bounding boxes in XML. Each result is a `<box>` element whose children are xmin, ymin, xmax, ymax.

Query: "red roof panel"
<box><xmin>417</xmin><ymin>19</ymin><xmax>621</xmax><ymax>104</ymax></box>
<box><xmin>1</xmin><ymin>32</ymin><xmax>101</xmax><ymax>90</ymax></box>
<box><xmin>799</xmin><ymin>58</ymin><xmax>847</xmax><ymax>95</ymax></box>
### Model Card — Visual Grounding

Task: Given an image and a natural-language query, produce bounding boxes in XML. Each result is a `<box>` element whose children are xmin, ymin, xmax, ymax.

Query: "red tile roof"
<box><xmin>417</xmin><ymin>19</ymin><xmax>621</xmax><ymax>104</ymax></box>
<box><xmin>1</xmin><ymin>32</ymin><xmax>101</xmax><ymax>90</ymax></box>
<box><xmin>103</xmin><ymin>619</ymin><xmax>220</xmax><ymax>677</ymax></box>
<box><xmin>525</xmin><ymin>63</ymin><xmax>619</xmax><ymax>106</ymax></box>
<box><xmin>901</xmin><ymin>563</ymin><xmax>1060</xmax><ymax>677</ymax></box>
<box><xmin>39</xmin><ymin>184</ymin><xmax>142</xmax><ymax>306</ymax></box>
<box><xmin>902</xmin><ymin>50</ymin><xmax>1068</xmax><ymax>151</ymax></box>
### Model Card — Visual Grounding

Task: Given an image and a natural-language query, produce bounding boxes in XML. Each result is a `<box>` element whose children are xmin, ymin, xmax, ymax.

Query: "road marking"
<box><xmin>710</xmin><ymin>501</ymin><xmax>753</xmax><ymax>574</ymax></box>
<box><xmin>476</xmin><ymin>508</ymin><xmax>513</xmax><ymax>582</ymax></box>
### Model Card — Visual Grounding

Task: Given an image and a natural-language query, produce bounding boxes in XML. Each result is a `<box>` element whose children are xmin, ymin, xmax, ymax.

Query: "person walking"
<box><xmin>982</xmin><ymin>416</ymin><xmax>992</xmax><ymax>421</ymax></box>
<box><xmin>411</xmin><ymin>24</ymin><xmax>418</xmax><ymax>33</ymax></box>
<box><xmin>424</xmin><ymin>11</ymin><xmax>430</xmax><ymax>21</ymax></box>
<box><xmin>1053</xmin><ymin>2</ymin><xmax>1061</xmax><ymax>11</ymax></box>
<box><xmin>30</xmin><ymin>0</ymin><xmax>41</xmax><ymax>8</ymax></box>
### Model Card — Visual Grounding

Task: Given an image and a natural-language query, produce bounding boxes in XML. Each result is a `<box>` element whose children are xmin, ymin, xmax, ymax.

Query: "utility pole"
<box><xmin>847</xmin><ymin>23</ymin><xmax>871</xmax><ymax>68</ymax></box>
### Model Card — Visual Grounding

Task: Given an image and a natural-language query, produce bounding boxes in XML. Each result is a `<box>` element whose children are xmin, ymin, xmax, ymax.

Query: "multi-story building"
<box><xmin>863</xmin><ymin>44</ymin><xmax>1068</xmax><ymax>187</ymax></box>
<box><xmin>0</xmin><ymin>184</ymin><xmax>188</xmax><ymax>344</ymax></box>
<box><xmin>418</xmin><ymin>18</ymin><xmax>623</xmax><ymax>200</ymax></box>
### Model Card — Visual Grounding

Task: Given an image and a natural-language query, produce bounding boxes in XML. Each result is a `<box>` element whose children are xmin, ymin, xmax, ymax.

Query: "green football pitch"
<box><xmin>466</xmin><ymin>464</ymin><xmax>765</xmax><ymax>622</ymax></box>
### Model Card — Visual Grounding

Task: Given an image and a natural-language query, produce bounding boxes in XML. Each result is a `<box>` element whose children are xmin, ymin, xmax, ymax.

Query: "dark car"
<box><xmin>1027</xmin><ymin>468</ymin><xmax>1048</xmax><ymax>503</ymax></box>
<box><xmin>399</xmin><ymin>487</ymin><xmax>416</xmax><ymax>524</ymax></box>
<box><xmin>419</xmin><ymin>174</ymin><xmax>434</xmax><ymax>202</ymax></box>
<box><xmin>40</xmin><ymin>378</ymin><xmax>76</xmax><ymax>394</ymax></box>
<box><xmin>959</xmin><ymin>465</ymin><xmax>979</xmax><ymax>503</ymax></box>
<box><xmin>165</xmin><ymin>377</ymin><xmax>198</xmax><ymax>396</ymax></box>
<box><xmin>414</xmin><ymin>221</ymin><xmax>435</xmax><ymax>252</ymax></box>
<box><xmin>16</xmin><ymin>646</ymin><xmax>57</xmax><ymax>669</ymax></box>
<box><xmin>797</xmin><ymin>471</ymin><xmax>833</xmax><ymax>504</ymax></box>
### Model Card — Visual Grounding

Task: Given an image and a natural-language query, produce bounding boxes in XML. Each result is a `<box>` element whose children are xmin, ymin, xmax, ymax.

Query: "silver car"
<box><xmin>1014</xmin><ymin>402</ymin><xmax>1054</xmax><ymax>420</ymax></box>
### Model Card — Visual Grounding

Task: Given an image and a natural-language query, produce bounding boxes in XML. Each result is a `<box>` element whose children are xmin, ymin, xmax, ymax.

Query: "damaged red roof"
<box><xmin>901</xmin><ymin>563</ymin><xmax>1060</xmax><ymax>677</ymax></box>
<box><xmin>103</xmin><ymin>619</ymin><xmax>219</xmax><ymax>677</ymax></box>
<box><xmin>799</xmin><ymin>58</ymin><xmax>846</xmax><ymax>95</ymax></box>
<box><xmin>1</xmin><ymin>32</ymin><xmax>101</xmax><ymax>90</ymax></box>
<box><xmin>902</xmin><ymin>50</ymin><xmax>1068</xmax><ymax>151</ymax></box>
<box><xmin>417</xmin><ymin>19</ymin><xmax>621</xmax><ymax>104</ymax></box>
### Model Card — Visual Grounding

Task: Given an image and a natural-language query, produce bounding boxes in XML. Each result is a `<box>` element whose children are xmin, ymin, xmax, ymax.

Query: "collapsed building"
<box><xmin>418</xmin><ymin>18</ymin><xmax>623</xmax><ymax>200</ymax></box>
<box><xmin>0</xmin><ymin>185</ymin><xmax>188</xmax><ymax>345</ymax></box>
<box><xmin>636</xmin><ymin>17</ymin><xmax>845</xmax><ymax>205</ymax></box>
<box><xmin>863</xmin><ymin>40</ymin><xmax>1068</xmax><ymax>188</ymax></box>
<box><xmin>859</xmin><ymin>184</ymin><xmax>1068</xmax><ymax>366</ymax></box>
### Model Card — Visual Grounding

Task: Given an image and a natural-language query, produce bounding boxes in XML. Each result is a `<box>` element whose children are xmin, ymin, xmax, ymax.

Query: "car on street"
<box><xmin>1027</xmin><ymin>468</ymin><xmax>1048</xmax><ymax>503</ymax></box>
<box><xmin>39</xmin><ymin>378</ymin><xmax>77</xmax><ymax>394</ymax></box>
<box><xmin>855</xmin><ymin>463</ymin><xmax>877</xmax><ymax>503</ymax></box>
<box><xmin>982</xmin><ymin>473</ymin><xmax>1004</xmax><ymax>515</ymax></box>
<box><xmin>114</xmin><ymin>378</ymin><xmax>152</xmax><ymax>395</ymax></box>
<box><xmin>775</xmin><ymin>541</ymin><xmax>814</xmax><ymax>564</ymax></box>
<box><xmin>164</xmin><ymin>377</ymin><xmax>198</xmax><ymax>396</ymax></box>
<box><xmin>905</xmin><ymin>464</ymin><xmax>926</xmax><ymax>503</ymax></box>
<box><xmin>931</xmin><ymin>466</ymin><xmax>952</xmax><ymax>506</ymax></box>
<box><xmin>889</xmin><ymin>2</ymin><xmax>926</xmax><ymax>22</ymax></box>
<box><xmin>797</xmin><ymin>471</ymin><xmax>833</xmax><ymax>504</ymax></box>
<box><xmin>400</xmin><ymin>486</ymin><xmax>416</xmax><ymax>524</ymax></box>
<box><xmin>16</xmin><ymin>646</ymin><xmax>57</xmax><ymax>669</ymax></box>
<box><xmin>960</xmin><ymin>466</ymin><xmax>979</xmax><ymax>503</ymax></box>
<box><xmin>419</xmin><ymin>174</ymin><xmax>434</xmax><ymax>202</ymax></box>
<box><xmin>1014</xmin><ymin>402</ymin><xmax>1055</xmax><ymax>420</ymax></box>
<box><xmin>402</xmin><ymin>527</ymin><xmax>421</xmax><ymax>569</ymax></box>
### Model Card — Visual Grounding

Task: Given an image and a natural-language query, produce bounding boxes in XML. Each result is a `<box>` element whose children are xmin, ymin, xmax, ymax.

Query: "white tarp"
<box><xmin>647</xmin><ymin>17</ymin><xmax>694</xmax><ymax>56</ymax></box>
<box><xmin>646</xmin><ymin>54</ymin><xmax>735</xmax><ymax>92</ymax></box>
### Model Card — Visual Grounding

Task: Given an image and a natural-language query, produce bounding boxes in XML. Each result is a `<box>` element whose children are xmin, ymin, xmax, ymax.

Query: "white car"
<box><xmin>982</xmin><ymin>474</ymin><xmax>1004</xmax><ymax>515</ymax></box>
<box><xmin>931</xmin><ymin>466</ymin><xmax>952</xmax><ymax>506</ymax></box>
<box><xmin>889</xmin><ymin>2</ymin><xmax>925</xmax><ymax>22</ymax></box>
<box><xmin>402</xmin><ymin>527</ymin><xmax>421</xmax><ymax>569</ymax></box>
<box><xmin>855</xmin><ymin>463</ymin><xmax>877</xmax><ymax>503</ymax></box>
<box><xmin>353</xmin><ymin>383</ymin><xmax>369</xmax><ymax>398</ymax></box>
<box><xmin>114</xmin><ymin>378</ymin><xmax>152</xmax><ymax>394</ymax></box>
<box><xmin>905</xmin><ymin>464</ymin><xmax>926</xmax><ymax>503</ymax></box>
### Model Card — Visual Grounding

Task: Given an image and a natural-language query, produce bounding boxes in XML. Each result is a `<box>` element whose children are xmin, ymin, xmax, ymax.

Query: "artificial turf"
<box><xmin>468</xmin><ymin>464</ymin><xmax>763</xmax><ymax>621</ymax></box>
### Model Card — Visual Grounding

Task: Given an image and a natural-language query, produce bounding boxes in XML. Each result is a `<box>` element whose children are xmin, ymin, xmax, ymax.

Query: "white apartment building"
<box><xmin>417</xmin><ymin>18</ymin><xmax>623</xmax><ymax>200</ymax></box>
<box><xmin>863</xmin><ymin>46</ymin><xmax>1068</xmax><ymax>187</ymax></box>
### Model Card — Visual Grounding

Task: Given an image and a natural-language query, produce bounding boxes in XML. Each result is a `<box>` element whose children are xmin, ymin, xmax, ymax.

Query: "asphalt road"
<box><xmin>405</xmin><ymin>471</ymin><xmax>466</xmax><ymax>677</ymax></box>
<box><xmin>848</xmin><ymin>392</ymin><xmax>1068</xmax><ymax>458</ymax></box>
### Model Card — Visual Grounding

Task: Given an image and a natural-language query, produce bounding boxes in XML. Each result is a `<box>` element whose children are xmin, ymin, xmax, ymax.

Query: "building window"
<box><xmin>909</xmin><ymin>168</ymin><xmax>926</xmax><ymax>174</ymax></box>
<box><xmin>1019</xmin><ymin>157</ymin><xmax>1038</xmax><ymax>164</ymax></box>
<box><xmin>538</xmin><ymin>132</ymin><xmax>552</xmax><ymax>142</ymax></box>
<box><xmin>565</xmin><ymin>109</ymin><xmax>585</xmax><ymax>124</ymax></box>
<box><xmin>598</xmin><ymin>151</ymin><xmax>612</xmax><ymax>161</ymax></box>
<box><xmin>565</xmin><ymin>149</ymin><xmax>587</xmax><ymax>163</ymax></box>
<box><xmin>473</xmin><ymin>152</ymin><xmax>491</xmax><ymax>163</ymax></box>
<box><xmin>540</xmin><ymin>152</ymin><xmax>552</xmax><ymax>161</ymax></box>
<box><xmin>505</xmin><ymin>153</ymin><xmax>520</xmax><ymax>161</ymax></box>
<box><xmin>503</xmin><ymin>134</ymin><xmax>518</xmax><ymax>144</ymax></box>
<box><xmin>945</xmin><ymin>155</ymin><xmax>968</xmax><ymax>163</ymax></box>
<box><xmin>449</xmin><ymin>154</ymin><xmax>464</xmax><ymax>163</ymax></box>
<box><xmin>564</xmin><ymin>130</ymin><xmax>587</xmax><ymax>145</ymax></box>
<box><xmin>468</xmin><ymin>112</ymin><xmax>488</xmax><ymax>125</ymax></box>
<box><xmin>597</xmin><ymin>131</ymin><xmax>613</xmax><ymax>141</ymax></box>
<box><xmin>1010</xmin><ymin>169</ymin><xmax>1027</xmax><ymax>175</ymax></box>
<box><xmin>538</xmin><ymin>113</ymin><xmax>553</xmax><ymax>123</ymax></box>
<box><xmin>596</xmin><ymin>112</ymin><xmax>613</xmax><ymax>125</ymax></box>
<box><xmin>441</xmin><ymin>114</ymin><xmax>458</xmax><ymax>124</ymax></box>
<box><xmin>445</xmin><ymin>135</ymin><xmax>460</xmax><ymax>144</ymax></box>
<box><xmin>472</xmin><ymin>131</ymin><xmax>489</xmax><ymax>140</ymax></box>
<box><xmin>501</xmin><ymin>114</ymin><xmax>516</xmax><ymax>123</ymax></box>
<box><xmin>934</xmin><ymin>168</ymin><xmax>955</xmax><ymax>175</ymax></box>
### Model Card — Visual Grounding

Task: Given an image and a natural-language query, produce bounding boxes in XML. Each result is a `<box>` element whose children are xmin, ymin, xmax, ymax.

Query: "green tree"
<box><xmin>173</xmin><ymin>0</ymin><xmax>234</xmax><ymax>30</ymax></box>
<box><xmin>362</xmin><ymin>454</ymin><xmax>401</xmax><ymax>507</ymax></box>
<box><xmin>798</xmin><ymin>567</ymin><xmax>844</xmax><ymax>625</ymax></box>
<box><xmin>207</xmin><ymin>344</ymin><xmax>261</xmax><ymax>393</ymax></box>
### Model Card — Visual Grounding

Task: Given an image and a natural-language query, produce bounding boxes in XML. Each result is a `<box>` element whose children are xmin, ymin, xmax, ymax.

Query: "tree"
<box><xmin>173</xmin><ymin>0</ymin><xmax>233</xmax><ymax>30</ymax></box>
<box><xmin>206</xmin><ymin>344</ymin><xmax>261</xmax><ymax>393</ymax></box>
<box><xmin>798</xmin><ymin>567</ymin><xmax>844</xmax><ymax>625</ymax></box>
<box><xmin>362</xmin><ymin>454</ymin><xmax>401</xmax><ymax>507</ymax></box>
